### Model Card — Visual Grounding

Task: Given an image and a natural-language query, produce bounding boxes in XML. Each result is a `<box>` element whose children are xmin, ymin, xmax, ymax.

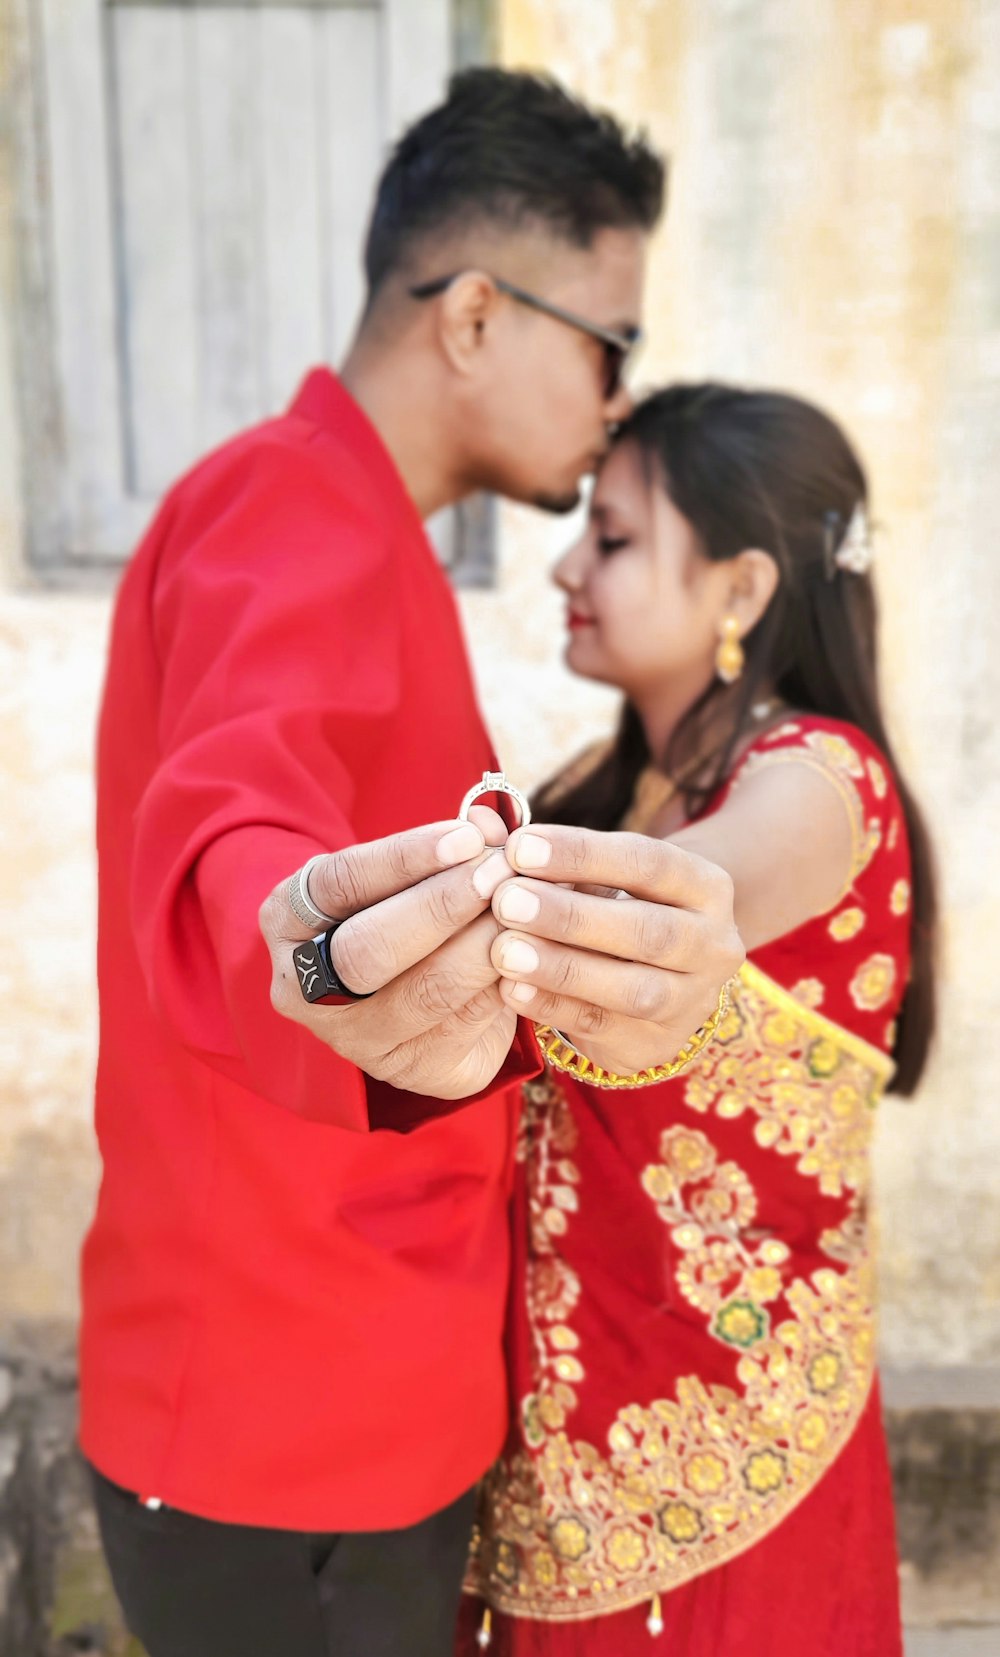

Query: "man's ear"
<box><xmin>725</xmin><ymin>548</ymin><xmax>781</xmax><ymax>634</ymax></box>
<box><xmin>436</xmin><ymin>272</ymin><xmax>500</xmax><ymax>375</ymax></box>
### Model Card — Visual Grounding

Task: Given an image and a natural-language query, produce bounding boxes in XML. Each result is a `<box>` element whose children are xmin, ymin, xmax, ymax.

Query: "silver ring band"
<box><xmin>287</xmin><ymin>854</ymin><xmax>338</xmax><ymax>931</ymax></box>
<box><xmin>458</xmin><ymin>770</ymin><xmax>532</xmax><ymax>828</ymax></box>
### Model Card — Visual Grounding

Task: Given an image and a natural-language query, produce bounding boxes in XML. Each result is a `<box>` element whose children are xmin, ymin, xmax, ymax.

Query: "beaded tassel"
<box><xmin>476</xmin><ymin>1606</ymin><xmax>493</xmax><ymax>1649</ymax></box>
<box><xmin>646</xmin><ymin>1592</ymin><xmax>664</xmax><ymax>1637</ymax></box>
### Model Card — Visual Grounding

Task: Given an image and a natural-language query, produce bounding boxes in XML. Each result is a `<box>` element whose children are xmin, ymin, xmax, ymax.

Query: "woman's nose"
<box><xmin>553</xmin><ymin>537</ymin><xmax>588</xmax><ymax>591</ymax></box>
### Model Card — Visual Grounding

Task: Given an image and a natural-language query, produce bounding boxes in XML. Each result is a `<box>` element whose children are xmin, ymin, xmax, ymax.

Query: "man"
<box><xmin>82</xmin><ymin>69</ymin><xmax>742</xmax><ymax>1657</ymax></box>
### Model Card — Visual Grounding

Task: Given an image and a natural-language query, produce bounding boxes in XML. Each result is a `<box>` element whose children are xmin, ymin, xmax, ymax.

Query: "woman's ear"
<box><xmin>725</xmin><ymin>548</ymin><xmax>780</xmax><ymax>635</ymax></box>
<box><xmin>436</xmin><ymin>272</ymin><xmax>499</xmax><ymax>375</ymax></box>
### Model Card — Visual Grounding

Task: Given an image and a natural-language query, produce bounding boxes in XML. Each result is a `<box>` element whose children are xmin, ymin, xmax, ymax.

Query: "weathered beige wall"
<box><xmin>1</xmin><ymin>0</ymin><xmax>998</xmax><ymax>1377</ymax></box>
<box><xmin>478</xmin><ymin>0</ymin><xmax>1000</xmax><ymax>1375</ymax></box>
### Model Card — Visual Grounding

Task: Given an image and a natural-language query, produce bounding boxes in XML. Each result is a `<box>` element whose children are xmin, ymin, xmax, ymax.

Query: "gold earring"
<box><xmin>715</xmin><ymin>615</ymin><xmax>744</xmax><ymax>685</ymax></box>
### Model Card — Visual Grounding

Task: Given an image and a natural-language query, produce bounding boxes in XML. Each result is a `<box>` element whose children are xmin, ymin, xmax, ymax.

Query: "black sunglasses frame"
<box><xmin>409</xmin><ymin>272</ymin><xmax>642</xmax><ymax>401</ymax></box>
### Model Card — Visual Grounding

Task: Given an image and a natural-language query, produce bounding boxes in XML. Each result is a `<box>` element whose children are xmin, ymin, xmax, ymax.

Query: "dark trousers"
<box><xmin>90</xmin><ymin>1464</ymin><xmax>477</xmax><ymax>1657</ymax></box>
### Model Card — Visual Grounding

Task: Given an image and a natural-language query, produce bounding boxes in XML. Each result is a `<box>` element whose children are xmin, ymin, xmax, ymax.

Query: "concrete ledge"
<box><xmin>884</xmin><ymin>1367</ymin><xmax>1000</xmax><ymax>1411</ymax></box>
<box><xmin>888</xmin><ymin>1397</ymin><xmax>1000</xmax><ymax>1629</ymax></box>
<box><xmin>2</xmin><ymin>1330</ymin><xmax>1000</xmax><ymax>1652</ymax></box>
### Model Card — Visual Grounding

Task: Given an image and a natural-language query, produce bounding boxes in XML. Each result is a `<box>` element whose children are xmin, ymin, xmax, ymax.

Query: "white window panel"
<box><xmin>15</xmin><ymin>0</ymin><xmax>473</xmax><ymax>574</ymax></box>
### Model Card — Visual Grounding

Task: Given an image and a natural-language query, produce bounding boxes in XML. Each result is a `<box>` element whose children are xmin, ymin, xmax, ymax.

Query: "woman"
<box><xmin>458</xmin><ymin>384</ymin><xmax>936</xmax><ymax>1655</ymax></box>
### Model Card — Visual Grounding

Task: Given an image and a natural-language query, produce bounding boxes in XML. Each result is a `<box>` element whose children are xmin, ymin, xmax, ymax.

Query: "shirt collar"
<box><xmin>289</xmin><ymin>367</ymin><xmax>427</xmax><ymax>542</ymax></box>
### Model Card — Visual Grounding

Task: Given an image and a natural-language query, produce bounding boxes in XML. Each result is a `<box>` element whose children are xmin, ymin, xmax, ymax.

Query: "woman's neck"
<box><xmin>634</xmin><ymin>677</ymin><xmax>784</xmax><ymax>778</ymax></box>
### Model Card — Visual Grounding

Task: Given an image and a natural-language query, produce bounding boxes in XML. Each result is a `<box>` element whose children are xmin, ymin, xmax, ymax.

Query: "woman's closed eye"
<box><xmin>597</xmin><ymin>535</ymin><xmax>630</xmax><ymax>556</ymax></box>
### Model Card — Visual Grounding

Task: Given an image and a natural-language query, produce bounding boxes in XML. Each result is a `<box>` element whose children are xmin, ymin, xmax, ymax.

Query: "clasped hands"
<box><xmin>259</xmin><ymin>808</ymin><xmax>744</xmax><ymax>1101</ymax></box>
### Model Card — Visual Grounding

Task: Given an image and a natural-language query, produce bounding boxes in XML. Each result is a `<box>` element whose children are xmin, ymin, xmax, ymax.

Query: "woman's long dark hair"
<box><xmin>534</xmin><ymin>383</ymin><xmax>937</xmax><ymax>1094</ymax></box>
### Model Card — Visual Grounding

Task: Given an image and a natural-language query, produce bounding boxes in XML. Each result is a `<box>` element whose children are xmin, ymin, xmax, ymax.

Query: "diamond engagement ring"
<box><xmin>458</xmin><ymin>770</ymin><xmax>532</xmax><ymax>828</ymax></box>
<box><xmin>287</xmin><ymin>854</ymin><xmax>339</xmax><ymax>931</ymax></box>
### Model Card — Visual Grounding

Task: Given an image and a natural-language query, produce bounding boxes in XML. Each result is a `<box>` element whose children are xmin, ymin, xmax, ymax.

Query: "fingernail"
<box><xmin>497</xmin><ymin>937</ymin><xmax>539</xmax><ymax>975</ymax></box>
<box><xmin>472</xmin><ymin>850</ymin><xmax>510</xmax><ymax>899</ymax></box>
<box><xmin>436</xmin><ymin>823</ymin><xmax>483</xmax><ymax>865</ymax></box>
<box><xmin>509</xmin><ymin>981</ymin><xmax>538</xmax><ymax>1005</ymax></box>
<box><xmin>498</xmin><ymin>885</ymin><xmax>540</xmax><ymax>924</ymax></box>
<box><xmin>511</xmin><ymin>833</ymin><xmax>552</xmax><ymax>870</ymax></box>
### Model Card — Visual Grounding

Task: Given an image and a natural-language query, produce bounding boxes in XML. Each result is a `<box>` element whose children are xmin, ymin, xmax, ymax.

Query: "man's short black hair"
<box><xmin>364</xmin><ymin>68</ymin><xmax>666</xmax><ymax>297</ymax></box>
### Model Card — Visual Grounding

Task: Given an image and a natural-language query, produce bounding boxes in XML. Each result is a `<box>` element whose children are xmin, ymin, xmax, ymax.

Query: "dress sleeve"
<box><xmin>129</xmin><ymin>439</ymin><xmax>531</xmax><ymax>1131</ymax></box>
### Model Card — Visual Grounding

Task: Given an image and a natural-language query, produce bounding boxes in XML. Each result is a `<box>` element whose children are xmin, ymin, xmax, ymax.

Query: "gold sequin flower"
<box><xmin>850</xmin><ymin>954</ymin><xmax>896</xmax><ymax>1012</ymax></box>
<box><xmin>762</xmin><ymin>1012</ymin><xmax>798</xmax><ymax>1047</ymax></box>
<box><xmin>866</xmin><ymin>758</ymin><xmax>888</xmax><ymax>799</ymax></box>
<box><xmin>743</xmin><ymin>1449</ymin><xmax>787</xmax><ymax>1495</ymax></box>
<box><xmin>606</xmin><ymin>1526</ymin><xmax>648</xmax><ymax>1573</ymax></box>
<box><xmin>659</xmin><ymin>1501</ymin><xmax>703</xmax><ymax>1544</ymax></box>
<box><xmin>791</xmin><ymin>978</ymin><xmax>825</xmax><ymax>1009</ymax></box>
<box><xmin>807</xmin><ymin>1349</ymin><xmax>843</xmax><ymax>1395</ymax></box>
<box><xmin>713</xmin><ymin>1298</ymin><xmax>769</xmax><ymax>1350</ymax></box>
<box><xmin>797</xmin><ymin>1411</ymin><xmax>830</xmax><ymax>1452</ymax></box>
<box><xmin>829</xmin><ymin>907</ymin><xmax>865</xmax><ymax>943</ymax></box>
<box><xmin>746</xmin><ymin>1265</ymin><xmax>784</xmax><ymax>1303</ymax></box>
<box><xmin>807</xmin><ymin>1037</ymin><xmax>840</xmax><ymax>1078</ymax></box>
<box><xmin>662</xmin><ymin>1127</ymin><xmax>718</xmax><ymax>1180</ymax></box>
<box><xmin>530</xmin><ymin>1549</ymin><xmax>558</xmax><ymax>1588</ymax></box>
<box><xmin>493</xmin><ymin>1539</ymin><xmax>519</xmax><ymax>1584</ymax></box>
<box><xmin>684</xmin><ymin>1453</ymin><xmax>729</xmax><ymax>1496</ymax></box>
<box><xmin>805</xmin><ymin>731</ymin><xmax>864</xmax><ymax>776</ymax></box>
<box><xmin>641</xmin><ymin>1164</ymin><xmax>677</xmax><ymax>1203</ymax></box>
<box><xmin>550</xmin><ymin>1516</ymin><xmax>590</xmax><ymax>1561</ymax></box>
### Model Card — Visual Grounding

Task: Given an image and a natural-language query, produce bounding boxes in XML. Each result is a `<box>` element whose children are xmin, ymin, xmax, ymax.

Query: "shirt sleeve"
<box><xmin>129</xmin><ymin>436</ymin><xmax>532</xmax><ymax>1131</ymax></box>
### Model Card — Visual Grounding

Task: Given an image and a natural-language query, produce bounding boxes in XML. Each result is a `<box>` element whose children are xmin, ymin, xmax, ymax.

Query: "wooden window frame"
<box><xmin>8</xmin><ymin>0</ymin><xmax>498</xmax><ymax>588</ymax></box>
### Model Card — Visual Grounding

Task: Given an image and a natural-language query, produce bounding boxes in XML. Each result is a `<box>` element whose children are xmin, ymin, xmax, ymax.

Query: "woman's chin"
<box><xmin>564</xmin><ymin>636</ymin><xmax>613</xmax><ymax>686</ymax></box>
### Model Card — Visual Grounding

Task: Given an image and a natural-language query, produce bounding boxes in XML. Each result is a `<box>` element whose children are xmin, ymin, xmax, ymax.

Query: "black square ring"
<box><xmin>293</xmin><ymin>926</ymin><xmax>374</xmax><ymax>1004</ymax></box>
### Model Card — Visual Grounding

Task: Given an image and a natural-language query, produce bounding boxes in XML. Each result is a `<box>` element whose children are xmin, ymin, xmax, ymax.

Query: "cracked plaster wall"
<box><xmin>1</xmin><ymin>0</ymin><xmax>998</xmax><ymax>1378</ymax></box>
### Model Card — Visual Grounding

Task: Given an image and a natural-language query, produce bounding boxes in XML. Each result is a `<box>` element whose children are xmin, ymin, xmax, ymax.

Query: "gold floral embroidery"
<box><xmin>791</xmin><ymin>977</ymin><xmax>825</xmax><ymax>1009</ymax></box>
<box><xmin>888</xmin><ymin>819</ymin><xmax>900</xmax><ymax>851</ymax></box>
<box><xmin>641</xmin><ymin>1126</ymin><xmax>784</xmax><ymax>1349</ymax></box>
<box><xmin>866</xmin><ymin>757</ymin><xmax>888</xmax><ymax>799</ymax></box>
<box><xmin>891</xmin><ymin>879</ymin><xmax>911</xmax><ymax>916</ymax></box>
<box><xmin>467</xmin><ymin>966</ymin><xmax>892</xmax><ymax>1621</ymax></box>
<box><xmin>763</xmin><ymin>721</ymin><xmax>803</xmax><ymax>742</ymax></box>
<box><xmin>683</xmin><ymin>964</ymin><xmax>891</xmax><ymax>1199</ymax></box>
<box><xmin>850</xmin><ymin>953</ymin><xmax>897</xmax><ymax>1012</ymax></box>
<box><xmin>859</xmin><ymin>818</ymin><xmax>883</xmax><ymax>874</ymax></box>
<box><xmin>804</xmin><ymin>730</ymin><xmax>864</xmax><ymax>777</ymax></box>
<box><xmin>829</xmin><ymin>907</ymin><xmax>865</xmax><ymax>943</ymax></box>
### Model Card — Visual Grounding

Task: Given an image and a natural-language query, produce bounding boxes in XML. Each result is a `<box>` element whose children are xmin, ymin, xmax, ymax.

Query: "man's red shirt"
<box><xmin>80</xmin><ymin>369</ymin><xmax>538</xmax><ymax>1529</ymax></box>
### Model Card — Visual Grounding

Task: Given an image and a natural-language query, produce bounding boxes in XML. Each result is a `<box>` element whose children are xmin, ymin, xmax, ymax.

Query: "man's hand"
<box><xmin>489</xmin><ymin>825</ymin><xmax>745</xmax><ymax>1074</ymax></box>
<box><xmin>259</xmin><ymin>811</ymin><xmax>519</xmax><ymax>1100</ymax></box>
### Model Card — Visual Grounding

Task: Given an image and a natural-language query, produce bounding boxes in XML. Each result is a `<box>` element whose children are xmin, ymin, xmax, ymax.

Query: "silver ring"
<box><xmin>287</xmin><ymin>854</ymin><xmax>338</xmax><ymax>931</ymax></box>
<box><xmin>458</xmin><ymin>770</ymin><xmax>532</xmax><ymax>828</ymax></box>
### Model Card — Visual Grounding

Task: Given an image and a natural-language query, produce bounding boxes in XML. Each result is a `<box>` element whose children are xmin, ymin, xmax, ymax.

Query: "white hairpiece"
<box><xmin>832</xmin><ymin>502</ymin><xmax>874</xmax><ymax>576</ymax></box>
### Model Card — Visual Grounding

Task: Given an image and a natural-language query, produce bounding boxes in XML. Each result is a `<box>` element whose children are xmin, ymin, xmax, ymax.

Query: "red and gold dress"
<box><xmin>460</xmin><ymin>716</ymin><xmax>910</xmax><ymax>1656</ymax></box>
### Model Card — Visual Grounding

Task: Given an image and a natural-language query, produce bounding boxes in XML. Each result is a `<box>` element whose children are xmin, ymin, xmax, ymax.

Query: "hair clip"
<box><xmin>823</xmin><ymin>502</ymin><xmax>874</xmax><ymax>579</ymax></box>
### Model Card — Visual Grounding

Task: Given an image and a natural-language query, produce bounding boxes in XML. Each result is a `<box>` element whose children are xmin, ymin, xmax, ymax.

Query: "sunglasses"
<box><xmin>409</xmin><ymin>272</ymin><xmax>642</xmax><ymax>401</ymax></box>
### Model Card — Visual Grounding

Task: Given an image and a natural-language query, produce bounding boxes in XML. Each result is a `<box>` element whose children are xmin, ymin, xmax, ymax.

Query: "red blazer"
<box><xmin>80</xmin><ymin>369</ymin><xmax>538</xmax><ymax>1529</ymax></box>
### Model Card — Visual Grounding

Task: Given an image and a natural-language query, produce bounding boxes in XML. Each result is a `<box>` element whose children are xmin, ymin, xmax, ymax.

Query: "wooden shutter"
<box><xmin>11</xmin><ymin>0</ymin><xmax>493</xmax><ymax>583</ymax></box>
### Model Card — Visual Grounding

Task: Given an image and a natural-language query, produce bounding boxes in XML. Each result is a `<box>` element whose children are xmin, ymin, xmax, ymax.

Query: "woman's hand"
<box><xmin>490</xmin><ymin>825</ymin><xmax>745</xmax><ymax>1074</ymax></box>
